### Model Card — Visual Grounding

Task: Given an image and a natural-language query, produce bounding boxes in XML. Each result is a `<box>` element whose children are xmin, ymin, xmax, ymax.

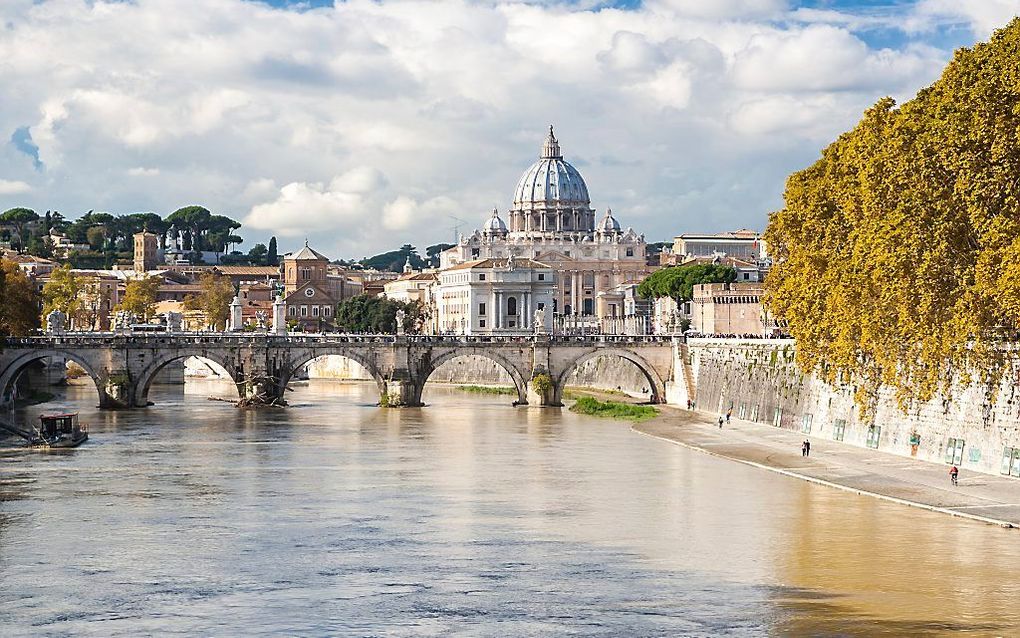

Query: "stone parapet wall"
<box><xmin>682</xmin><ymin>339</ymin><xmax>1020</xmax><ymax>478</ymax></box>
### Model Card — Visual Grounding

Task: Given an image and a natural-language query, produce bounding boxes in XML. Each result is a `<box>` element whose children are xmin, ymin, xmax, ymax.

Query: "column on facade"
<box><xmin>494</xmin><ymin>291</ymin><xmax>501</xmax><ymax>331</ymax></box>
<box><xmin>572</xmin><ymin>272</ymin><xmax>580</xmax><ymax>316</ymax></box>
<box><xmin>522</xmin><ymin>292</ymin><xmax>530</xmax><ymax>330</ymax></box>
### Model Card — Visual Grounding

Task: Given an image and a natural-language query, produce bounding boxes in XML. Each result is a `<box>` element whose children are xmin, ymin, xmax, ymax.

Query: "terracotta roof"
<box><xmin>284</xmin><ymin>242</ymin><xmax>329</xmax><ymax>261</ymax></box>
<box><xmin>444</xmin><ymin>258</ymin><xmax>550</xmax><ymax>271</ymax></box>
<box><xmin>393</xmin><ymin>271</ymin><xmax>438</xmax><ymax>282</ymax></box>
<box><xmin>214</xmin><ymin>266</ymin><xmax>280</xmax><ymax>276</ymax></box>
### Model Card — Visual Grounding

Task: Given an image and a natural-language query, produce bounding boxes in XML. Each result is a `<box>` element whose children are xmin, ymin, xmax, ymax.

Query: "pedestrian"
<box><xmin>801</xmin><ymin>440</ymin><xmax>809</xmax><ymax>457</ymax></box>
<box><xmin>687</xmin><ymin>399</ymin><xmax>692</xmax><ymax>410</ymax></box>
<box><xmin>718</xmin><ymin>416</ymin><xmax>724</xmax><ymax>429</ymax></box>
<box><xmin>805</xmin><ymin>439</ymin><xmax>811</xmax><ymax>457</ymax></box>
<box><xmin>950</xmin><ymin>465</ymin><xmax>959</xmax><ymax>486</ymax></box>
<box><xmin>726</xmin><ymin>408</ymin><xmax>732</xmax><ymax>423</ymax></box>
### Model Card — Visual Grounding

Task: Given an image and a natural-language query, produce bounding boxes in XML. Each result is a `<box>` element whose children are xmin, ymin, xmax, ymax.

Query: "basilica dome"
<box><xmin>512</xmin><ymin>126</ymin><xmax>591</xmax><ymax>210</ymax></box>
<box><xmin>482</xmin><ymin>208</ymin><xmax>508</xmax><ymax>234</ymax></box>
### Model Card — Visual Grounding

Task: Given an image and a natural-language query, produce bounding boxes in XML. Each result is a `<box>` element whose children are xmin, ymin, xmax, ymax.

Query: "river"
<box><xmin>1</xmin><ymin>379</ymin><xmax>1018</xmax><ymax>636</ymax></box>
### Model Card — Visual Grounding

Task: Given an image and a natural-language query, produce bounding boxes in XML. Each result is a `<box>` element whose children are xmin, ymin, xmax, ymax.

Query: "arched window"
<box><xmin>507</xmin><ymin>296</ymin><xmax>518</xmax><ymax>316</ymax></box>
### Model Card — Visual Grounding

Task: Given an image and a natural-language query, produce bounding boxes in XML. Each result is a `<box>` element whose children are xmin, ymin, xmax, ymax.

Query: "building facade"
<box><xmin>690</xmin><ymin>282</ymin><xmax>768</xmax><ymax>336</ymax></box>
<box><xmin>281</xmin><ymin>242</ymin><xmax>336</xmax><ymax>331</ymax></box>
<box><xmin>436</xmin><ymin>258</ymin><xmax>556</xmax><ymax>335</ymax></box>
<box><xmin>440</xmin><ymin>127</ymin><xmax>652</xmax><ymax>324</ymax></box>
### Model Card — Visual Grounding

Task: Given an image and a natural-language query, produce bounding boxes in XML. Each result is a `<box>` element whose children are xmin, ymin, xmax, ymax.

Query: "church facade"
<box><xmin>440</xmin><ymin>127</ymin><xmax>653</xmax><ymax>320</ymax></box>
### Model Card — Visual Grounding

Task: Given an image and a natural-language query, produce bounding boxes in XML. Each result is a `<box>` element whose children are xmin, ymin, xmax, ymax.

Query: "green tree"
<box><xmin>116</xmin><ymin>275</ymin><xmax>161</xmax><ymax>322</ymax></box>
<box><xmin>0</xmin><ymin>259</ymin><xmax>41</xmax><ymax>335</ymax></box>
<box><xmin>637</xmin><ymin>264</ymin><xmax>736</xmax><ymax>303</ymax></box>
<box><xmin>425</xmin><ymin>243</ymin><xmax>454</xmax><ymax>267</ymax></box>
<box><xmin>267</xmin><ymin>236</ymin><xmax>278</xmax><ymax>266</ymax></box>
<box><xmin>359</xmin><ymin>244</ymin><xmax>425</xmax><ymax>272</ymax></box>
<box><xmin>247</xmin><ymin>243</ymin><xmax>268</xmax><ymax>265</ymax></box>
<box><xmin>0</xmin><ymin>207</ymin><xmax>39</xmax><ymax>252</ymax></box>
<box><xmin>335</xmin><ymin>295</ymin><xmax>422</xmax><ymax>333</ymax></box>
<box><xmin>763</xmin><ymin>17</ymin><xmax>1020</xmax><ymax>416</ymax></box>
<box><xmin>183</xmin><ymin>272</ymin><xmax>235</xmax><ymax>330</ymax></box>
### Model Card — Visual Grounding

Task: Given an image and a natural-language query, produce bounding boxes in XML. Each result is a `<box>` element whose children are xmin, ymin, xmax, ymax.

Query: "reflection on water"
<box><xmin>1</xmin><ymin>380</ymin><xmax>1018</xmax><ymax>636</ymax></box>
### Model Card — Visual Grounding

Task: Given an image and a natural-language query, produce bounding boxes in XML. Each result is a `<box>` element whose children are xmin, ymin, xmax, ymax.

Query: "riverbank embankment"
<box><xmin>635</xmin><ymin>408</ymin><xmax>1020</xmax><ymax>528</ymax></box>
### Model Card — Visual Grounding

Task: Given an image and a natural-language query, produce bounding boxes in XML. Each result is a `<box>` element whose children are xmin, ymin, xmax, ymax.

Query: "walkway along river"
<box><xmin>2</xmin><ymin>380</ymin><xmax>1019</xmax><ymax>636</ymax></box>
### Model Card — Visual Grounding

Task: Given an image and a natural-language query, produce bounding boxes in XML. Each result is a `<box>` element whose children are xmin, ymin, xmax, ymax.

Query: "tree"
<box><xmin>0</xmin><ymin>259</ymin><xmax>40</xmax><ymax>335</ymax></box>
<box><xmin>247</xmin><ymin>243</ymin><xmax>268</xmax><ymax>265</ymax></box>
<box><xmin>86</xmin><ymin>226</ymin><xmax>107</xmax><ymax>250</ymax></box>
<box><xmin>183</xmin><ymin>272</ymin><xmax>235</xmax><ymax>330</ymax></box>
<box><xmin>763</xmin><ymin>18</ymin><xmax>1020</xmax><ymax>417</ymax></box>
<box><xmin>425</xmin><ymin>243</ymin><xmax>454</xmax><ymax>267</ymax></box>
<box><xmin>359</xmin><ymin>244</ymin><xmax>425</xmax><ymax>272</ymax></box>
<box><xmin>637</xmin><ymin>264</ymin><xmax>736</xmax><ymax>303</ymax></box>
<box><xmin>0</xmin><ymin>207</ymin><xmax>39</xmax><ymax>252</ymax></box>
<box><xmin>267</xmin><ymin>236</ymin><xmax>278</xmax><ymax>266</ymax></box>
<box><xmin>116</xmin><ymin>275</ymin><xmax>161</xmax><ymax>322</ymax></box>
<box><xmin>335</xmin><ymin>295</ymin><xmax>422</xmax><ymax>333</ymax></box>
<box><xmin>42</xmin><ymin>265</ymin><xmax>84</xmax><ymax>327</ymax></box>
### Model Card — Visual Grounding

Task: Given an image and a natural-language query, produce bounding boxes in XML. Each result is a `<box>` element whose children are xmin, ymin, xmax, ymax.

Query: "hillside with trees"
<box><xmin>763</xmin><ymin>18</ymin><xmax>1020</xmax><ymax>416</ymax></box>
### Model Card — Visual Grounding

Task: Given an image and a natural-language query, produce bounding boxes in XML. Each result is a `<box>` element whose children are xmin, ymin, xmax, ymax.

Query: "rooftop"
<box><xmin>445</xmin><ymin>257</ymin><xmax>551</xmax><ymax>271</ymax></box>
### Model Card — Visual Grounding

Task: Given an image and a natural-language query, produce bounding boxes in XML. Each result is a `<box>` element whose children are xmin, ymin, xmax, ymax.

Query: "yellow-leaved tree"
<box><xmin>764</xmin><ymin>18</ymin><xmax>1020</xmax><ymax>418</ymax></box>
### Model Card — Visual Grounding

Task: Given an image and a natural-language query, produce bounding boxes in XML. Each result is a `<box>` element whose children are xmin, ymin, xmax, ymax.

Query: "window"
<box><xmin>866</xmin><ymin>426</ymin><xmax>881</xmax><ymax>449</ymax></box>
<box><xmin>312</xmin><ymin>306</ymin><xmax>319</xmax><ymax>317</ymax></box>
<box><xmin>479</xmin><ymin>274</ymin><xmax>485</xmax><ymax>281</ymax></box>
<box><xmin>300</xmin><ymin>306</ymin><xmax>307</xmax><ymax>317</ymax></box>
<box><xmin>323</xmin><ymin>306</ymin><xmax>331</xmax><ymax>317</ymax></box>
<box><xmin>471</xmin><ymin>248</ymin><xmax>480</xmax><ymax>258</ymax></box>
<box><xmin>537</xmin><ymin>303</ymin><xmax>544</xmax><ymax>310</ymax></box>
<box><xmin>945</xmin><ymin>437</ymin><xmax>965</xmax><ymax>464</ymax></box>
<box><xmin>538</xmin><ymin>273</ymin><xmax>545</xmax><ymax>281</ymax></box>
<box><xmin>1001</xmin><ymin>447</ymin><xmax>1020</xmax><ymax>477</ymax></box>
<box><xmin>507</xmin><ymin>297</ymin><xmax>517</xmax><ymax>315</ymax></box>
<box><xmin>832</xmin><ymin>419</ymin><xmax>846</xmax><ymax>441</ymax></box>
<box><xmin>288</xmin><ymin>307</ymin><xmax>296</xmax><ymax>316</ymax></box>
<box><xmin>479</xmin><ymin>302</ymin><xmax>486</xmax><ymax>316</ymax></box>
<box><xmin>626</xmin><ymin>248</ymin><xmax>634</xmax><ymax>257</ymax></box>
<box><xmin>743</xmin><ymin>273</ymin><xmax>750</xmax><ymax>280</ymax></box>
<box><xmin>583</xmin><ymin>298</ymin><xmax>594</xmax><ymax>315</ymax></box>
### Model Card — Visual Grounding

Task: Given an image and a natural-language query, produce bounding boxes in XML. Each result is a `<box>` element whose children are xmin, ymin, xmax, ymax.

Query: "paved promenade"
<box><xmin>634</xmin><ymin>408</ymin><xmax>1020</xmax><ymax>528</ymax></box>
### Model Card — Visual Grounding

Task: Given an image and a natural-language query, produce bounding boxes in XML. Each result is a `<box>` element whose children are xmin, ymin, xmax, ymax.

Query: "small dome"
<box><xmin>599</xmin><ymin>208</ymin><xmax>621</xmax><ymax>233</ymax></box>
<box><xmin>483</xmin><ymin>208</ymin><xmax>508</xmax><ymax>234</ymax></box>
<box><xmin>512</xmin><ymin>126</ymin><xmax>591</xmax><ymax>210</ymax></box>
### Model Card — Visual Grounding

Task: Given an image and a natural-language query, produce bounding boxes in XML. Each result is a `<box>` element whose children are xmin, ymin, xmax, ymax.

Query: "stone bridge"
<box><xmin>0</xmin><ymin>334</ymin><xmax>677</xmax><ymax>409</ymax></box>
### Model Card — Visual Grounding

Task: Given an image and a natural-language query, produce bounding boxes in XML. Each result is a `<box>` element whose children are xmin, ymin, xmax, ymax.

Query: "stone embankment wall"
<box><xmin>682</xmin><ymin>339</ymin><xmax>1020</xmax><ymax>478</ymax></box>
<box><xmin>303</xmin><ymin>354</ymin><xmax>651</xmax><ymax>396</ymax></box>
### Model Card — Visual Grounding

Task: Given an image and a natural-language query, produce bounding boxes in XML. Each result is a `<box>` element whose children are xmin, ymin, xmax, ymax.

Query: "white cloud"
<box><xmin>0</xmin><ymin>0</ymin><xmax>970</xmax><ymax>254</ymax></box>
<box><xmin>0</xmin><ymin>180</ymin><xmax>31</xmax><ymax>195</ymax></box>
<box><xmin>909</xmin><ymin>0</ymin><xmax>1020</xmax><ymax>37</ymax></box>
<box><xmin>127</xmin><ymin>167</ymin><xmax>160</xmax><ymax>177</ymax></box>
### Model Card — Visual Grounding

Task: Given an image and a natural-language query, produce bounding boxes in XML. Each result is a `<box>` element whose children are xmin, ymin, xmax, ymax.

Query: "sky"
<box><xmin>0</xmin><ymin>0</ymin><xmax>1017</xmax><ymax>259</ymax></box>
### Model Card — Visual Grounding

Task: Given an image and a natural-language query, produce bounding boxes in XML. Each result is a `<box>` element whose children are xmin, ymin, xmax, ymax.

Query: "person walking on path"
<box><xmin>718</xmin><ymin>416</ymin><xmax>724</xmax><ymax>429</ymax></box>
<box><xmin>726</xmin><ymin>408</ymin><xmax>732</xmax><ymax>423</ymax></box>
<box><xmin>802</xmin><ymin>439</ymin><xmax>811</xmax><ymax>457</ymax></box>
<box><xmin>950</xmin><ymin>465</ymin><xmax>959</xmax><ymax>486</ymax></box>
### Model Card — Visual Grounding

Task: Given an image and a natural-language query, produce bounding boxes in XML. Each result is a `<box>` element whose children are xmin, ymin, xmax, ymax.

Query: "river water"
<box><xmin>1</xmin><ymin>380</ymin><xmax>1019</xmax><ymax>637</ymax></box>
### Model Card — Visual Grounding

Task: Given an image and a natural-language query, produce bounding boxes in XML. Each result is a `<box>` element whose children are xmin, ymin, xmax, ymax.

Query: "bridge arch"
<box><xmin>554</xmin><ymin>347</ymin><xmax>666</xmax><ymax>405</ymax></box>
<box><xmin>418</xmin><ymin>349</ymin><xmax>530</xmax><ymax>406</ymax></box>
<box><xmin>133</xmin><ymin>352</ymin><xmax>240</xmax><ymax>407</ymax></box>
<box><xmin>278</xmin><ymin>349</ymin><xmax>388</xmax><ymax>400</ymax></box>
<box><xmin>0</xmin><ymin>349</ymin><xmax>108</xmax><ymax>407</ymax></box>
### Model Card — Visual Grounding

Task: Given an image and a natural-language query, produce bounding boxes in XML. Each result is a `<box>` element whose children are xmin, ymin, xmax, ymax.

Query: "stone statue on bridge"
<box><xmin>534</xmin><ymin>308</ymin><xmax>546</xmax><ymax>335</ymax></box>
<box><xmin>165</xmin><ymin>311</ymin><xmax>183</xmax><ymax>333</ymax></box>
<box><xmin>45</xmin><ymin>310</ymin><xmax>67</xmax><ymax>334</ymax></box>
<box><xmin>255</xmin><ymin>310</ymin><xmax>268</xmax><ymax>330</ymax></box>
<box><xmin>114</xmin><ymin>311</ymin><xmax>137</xmax><ymax>331</ymax></box>
<box><xmin>395</xmin><ymin>309</ymin><xmax>406</xmax><ymax>336</ymax></box>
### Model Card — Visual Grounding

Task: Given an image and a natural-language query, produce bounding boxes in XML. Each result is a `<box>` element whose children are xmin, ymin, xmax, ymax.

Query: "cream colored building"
<box><xmin>440</xmin><ymin>127</ymin><xmax>652</xmax><ymax>322</ymax></box>
<box><xmin>436</xmin><ymin>258</ymin><xmax>556</xmax><ymax>335</ymax></box>
<box><xmin>691</xmin><ymin>282</ymin><xmax>767</xmax><ymax>336</ymax></box>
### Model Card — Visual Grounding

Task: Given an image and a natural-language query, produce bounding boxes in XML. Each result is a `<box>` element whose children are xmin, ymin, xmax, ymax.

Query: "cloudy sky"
<box><xmin>0</xmin><ymin>0</ymin><xmax>1016</xmax><ymax>259</ymax></box>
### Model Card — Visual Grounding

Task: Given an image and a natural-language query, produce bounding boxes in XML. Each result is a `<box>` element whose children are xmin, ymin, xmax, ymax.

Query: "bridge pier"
<box><xmin>100</xmin><ymin>372</ymin><xmax>134</xmax><ymax>409</ymax></box>
<box><xmin>381</xmin><ymin>377</ymin><xmax>422</xmax><ymax>407</ymax></box>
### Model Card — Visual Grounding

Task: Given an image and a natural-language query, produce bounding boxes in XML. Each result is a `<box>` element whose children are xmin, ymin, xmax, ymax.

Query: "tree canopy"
<box><xmin>637</xmin><ymin>264</ymin><xmax>736</xmax><ymax>303</ymax></box>
<box><xmin>359</xmin><ymin>244</ymin><xmax>426</xmax><ymax>272</ymax></box>
<box><xmin>116</xmin><ymin>275</ymin><xmax>161</xmax><ymax>322</ymax></box>
<box><xmin>183</xmin><ymin>272</ymin><xmax>235</xmax><ymax>330</ymax></box>
<box><xmin>763</xmin><ymin>18</ymin><xmax>1020</xmax><ymax>416</ymax></box>
<box><xmin>335</xmin><ymin>295</ymin><xmax>425</xmax><ymax>333</ymax></box>
<box><xmin>0</xmin><ymin>259</ymin><xmax>40</xmax><ymax>335</ymax></box>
